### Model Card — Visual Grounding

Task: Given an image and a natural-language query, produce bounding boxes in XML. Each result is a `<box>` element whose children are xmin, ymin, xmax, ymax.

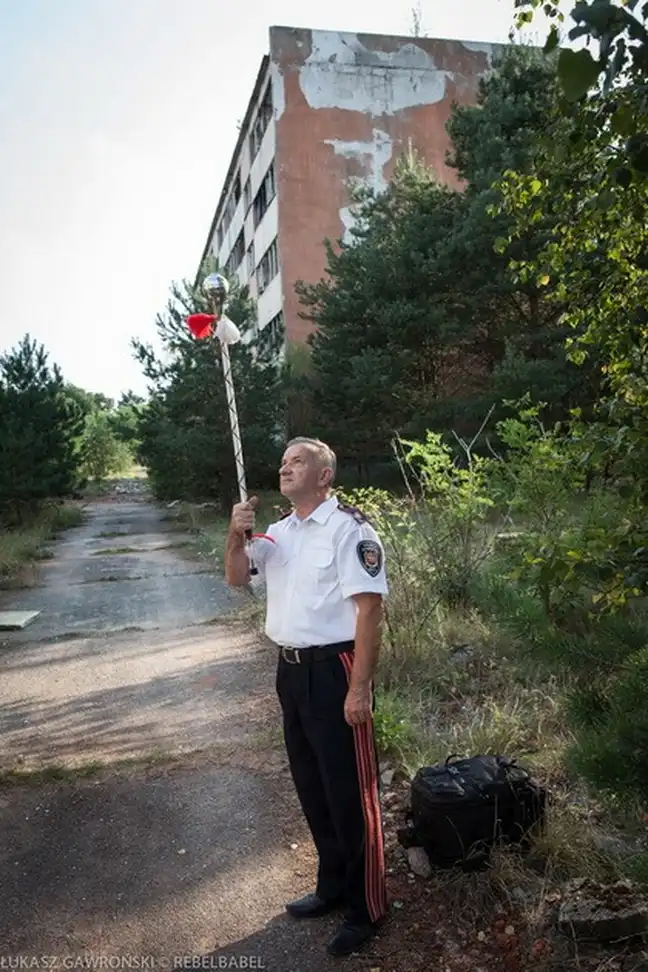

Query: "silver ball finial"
<box><xmin>203</xmin><ymin>272</ymin><xmax>229</xmax><ymax>299</ymax></box>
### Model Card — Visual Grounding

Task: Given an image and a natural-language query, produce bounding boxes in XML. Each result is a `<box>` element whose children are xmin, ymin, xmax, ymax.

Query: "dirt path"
<box><xmin>4</xmin><ymin>493</ymin><xmax>619</xmax><ymax>972</ymax></box>
<box><xmin>0</xmin><ymin>496</ymin><xmax>264</xmax><ymax>768</ymax></box>
<box><xmin>0</xmin><ymin>493</ymin><xmax>396</xmax><ymax>970</ymax></box>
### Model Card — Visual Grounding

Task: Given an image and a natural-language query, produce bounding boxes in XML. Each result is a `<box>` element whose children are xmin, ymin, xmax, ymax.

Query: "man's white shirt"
<box><xmin>249</xmin><ymin>495</ymin><xmax>388</xmax><ymax>648</ymax></box>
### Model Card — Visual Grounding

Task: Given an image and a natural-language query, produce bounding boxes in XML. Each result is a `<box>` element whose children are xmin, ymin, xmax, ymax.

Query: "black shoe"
<box><xmin>326</xmin><ymin>920</ymin><xmax>377</xmax><ymax>956</ymax></box>
<box><xmin>285</xmin><ymin>892</ymin><xmax>342</xmax><ymax>919</ymax></box>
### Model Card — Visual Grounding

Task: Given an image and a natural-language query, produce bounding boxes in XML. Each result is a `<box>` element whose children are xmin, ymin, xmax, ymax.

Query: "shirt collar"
<box><xmin>286</xmin><ymin>495</ymin><xmax>338</xmax><ymax>527</ymax></box>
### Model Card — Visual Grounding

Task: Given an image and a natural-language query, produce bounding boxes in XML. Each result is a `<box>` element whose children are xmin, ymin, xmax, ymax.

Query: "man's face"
<box><xmin>279</xmin><ymin>444</ymin><xmax>329</xmax><ymax>500</ymax></box>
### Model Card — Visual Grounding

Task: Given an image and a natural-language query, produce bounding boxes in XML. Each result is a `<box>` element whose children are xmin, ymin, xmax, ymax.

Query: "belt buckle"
<box><xmin>281</xmin><ymin>646</ymin><xmax>301</xmax><ymax>664</ymax></box>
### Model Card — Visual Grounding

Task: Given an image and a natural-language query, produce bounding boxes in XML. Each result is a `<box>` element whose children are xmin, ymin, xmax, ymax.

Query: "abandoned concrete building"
<box><xmin>196</xmin><ymin>25</ymin><xmax>506</xmax><ymax>349</ymax></box>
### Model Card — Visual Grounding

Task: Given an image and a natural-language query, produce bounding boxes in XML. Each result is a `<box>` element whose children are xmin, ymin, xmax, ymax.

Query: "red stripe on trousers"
<box><xmin>339</xmin><ymin>651</ymin><xmax>386</xmax><ymax>923</ymax></box>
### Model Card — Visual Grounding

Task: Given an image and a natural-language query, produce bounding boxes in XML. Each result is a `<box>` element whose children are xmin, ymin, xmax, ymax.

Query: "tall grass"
<box><xmin>339</xmin><ymin>475</ymin><xmax>648</xmax><ymax>914</ymax></box>
<box><xmin>0</xmin><ymin>502</ymin><xmax>85</xmax><ymax>582</ymax></box>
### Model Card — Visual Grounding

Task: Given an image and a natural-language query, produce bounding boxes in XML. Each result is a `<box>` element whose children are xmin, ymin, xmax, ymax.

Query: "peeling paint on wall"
<box><xmin>299</xmin><ymin>31</ymin><xmax>450</xmax><ymax>114</ymax></box>
<box><xmin>325</xmin><ymin>129</ymin><xmax>393</xmax><ymax>241</ymax></box>
<box><xmin>270</xmin><ymin>61</ymin><xmax>286</xmax><ymax>121</ymax></box>
<box><xmin>461</xmin><ymin>40</ymin><xmax>496</xmax><ymax>66</ymax></box>
<box><xmin>266</xmin><ymin>26</ymin><xmax>504</xmax><ymax>344</ymax></box>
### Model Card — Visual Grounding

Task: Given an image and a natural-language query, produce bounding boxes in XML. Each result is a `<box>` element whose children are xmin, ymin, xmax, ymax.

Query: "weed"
<box><xmin>0</xmin><ymin>761</ymin><xmax>104</xmax><ymax>786</ymax></box>
<box><xmin>374</xmin><ymin>687</ymin><xmax>422</xmax><ymax>759</ymax></box>
<box><xmin>92</xmin><ymin>547</ymin><xmax>137</xmax><ymax>556</ymax></box>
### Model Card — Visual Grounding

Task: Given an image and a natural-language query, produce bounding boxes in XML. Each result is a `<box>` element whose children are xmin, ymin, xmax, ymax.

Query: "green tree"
<box><xmin>108</xmin><ymin>391</ymin><xmax>146</xmax><ymax>459</ymax></box>
<box><xmin>132</xmin><ymin>262</ymin><xmax>284</xmax><ymax>504</ymax></box>
<box><xmin>490</xmin><ymin>3</ymin><xmax>648</xmax><ymax>799</ymax></box>
<box><xmin>79</xmin><ymin>410</ymin><xmax>131</xmax><ymax>480</ymax></box>
<box><xmin>516</xmin><ymin>1</ymin><xmax>648</xmax><ymax>142</ymax></box>
<box><xmin>299</xmin><ymin>162</ymin><xmax>461</xmax><ymax>466</ymax></box>
<box><xmin>64</xmin><ymin>385</ymin><xmax>113</xmax><ymax>417</ymax></box>
<box><xmin>495</xmin><ymin>31</ymin><xmax>648</xmax><ymax>595</ymax></box>
<box><xmin>0</xmin><ymin>335</ymin><xmax>84</xmax><ymax>523</ymax></box>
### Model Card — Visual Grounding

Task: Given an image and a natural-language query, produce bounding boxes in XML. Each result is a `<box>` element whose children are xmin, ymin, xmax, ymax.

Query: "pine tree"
<box><xmin>0</xmin><ymin>335</ymin><xmax>84</xmax><ymax>524</ymax></box>
<box><xmin>132</xmin><ymin>262</ymin><xmax>284</xmax><ymax>504</ymax></box>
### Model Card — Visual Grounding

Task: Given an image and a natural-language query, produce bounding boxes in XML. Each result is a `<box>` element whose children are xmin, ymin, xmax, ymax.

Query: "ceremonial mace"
<box><xmin>186</xmin><ymin>272</ymin><xmax>259</xmax><ymax>577</ymax></box>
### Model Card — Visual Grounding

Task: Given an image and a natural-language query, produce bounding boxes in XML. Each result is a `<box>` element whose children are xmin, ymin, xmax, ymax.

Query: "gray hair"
<box><xmin>286</xmin><ymin>437</ymin><xmax>337</xmax><ymax>483</ymax></box>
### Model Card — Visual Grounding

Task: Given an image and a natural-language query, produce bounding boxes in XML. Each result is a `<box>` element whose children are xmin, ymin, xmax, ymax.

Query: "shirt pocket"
<box><xmin>300</xmin><ymin>543</ymin><xmax>339</xmax><ymax>605</ymax></box>
<box><xmin>303</xmin><ymin>543</ymin><xmax>337</xmax><ymax>587</ymax></box>
<box><xmin>263</xmin><ymin>542</ymin><xmax>290</xmax><ymax>576</ymax></box>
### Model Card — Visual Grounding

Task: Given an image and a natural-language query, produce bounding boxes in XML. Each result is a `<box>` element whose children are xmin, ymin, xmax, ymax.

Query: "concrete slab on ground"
<box><xmin>0</xmin><ymin>611</ymin><xmax>40</xmax><ymax>630</ymax></box>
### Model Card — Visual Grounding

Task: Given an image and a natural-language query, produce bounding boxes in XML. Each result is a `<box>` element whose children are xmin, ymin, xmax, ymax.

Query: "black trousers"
<box><xmin>276</xmin><ymin>646</ymin><xmax>387</xmax><ymax>926</ymax></box>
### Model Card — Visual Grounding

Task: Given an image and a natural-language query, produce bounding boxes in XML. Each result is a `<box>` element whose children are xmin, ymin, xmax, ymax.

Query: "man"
<box><xmin>224</xmin><ymin>437</ymin><xmax>389</xmax><ymax>957</ymax></box>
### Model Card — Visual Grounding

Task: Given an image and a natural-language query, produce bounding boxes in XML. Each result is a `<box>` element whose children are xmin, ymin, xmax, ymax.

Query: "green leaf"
<box><xmin>627</xmin><ymin>133</ymin><xmax>648</xmax><ymax>174</ymax></box>
<box><xmin>610</xmin><ymin>37</ymin><xmax>627</xmax><ymax>82</ymax></box>
<box><xmin>611</xmin><ymin>104</ymin><xmax>635</xmax><ymax>137</ymax></box>
<box><xmin>558</xmin><ymin>48</ymin><xmax>601</xmax><ymax>101</ymax></box>
<box><xmin>572</xmin><ymin>0</ymin><xmax>619</xmax><ymax>34</ymax></box>
<box><xmin>569</xmin><ymin>24</ymin><xmax>591</xmax><ymax>41</ymax></box>
<box><xmin>544</xmin><ymin>24</ymin><xmax>560</xmax><ymax>53</ymax></box>
<box><xmin>612</xmin><ymin>165</ymin><xmax>633</xmax><ymax>188</ymax></box>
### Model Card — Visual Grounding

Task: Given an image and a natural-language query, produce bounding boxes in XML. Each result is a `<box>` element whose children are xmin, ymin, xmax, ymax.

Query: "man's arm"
<box><xmin>224</xmin><ymin>497</ymin><xmax>258</xmax><ymax>586</ymax></box>
<box><xmin>344</xmin><ymin>592</ymin><xmax>383</xmax><ymax>726</ymax></box>
<box><xmin>334</xmin><ymin>521</ymin><xmax>389</xmax><ymax>727</ymax></box>
<box><xmin>224</xmin><ymin>526</ymin><xmax>250</xmax><ymax>586</ymax></box>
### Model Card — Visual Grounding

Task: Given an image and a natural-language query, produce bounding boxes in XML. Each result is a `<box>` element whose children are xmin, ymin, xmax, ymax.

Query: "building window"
<box><xmin>223</xmin><ymin>230</ymin><xmax>245</xmax><ymax>278</ymax></box>
<box><xmin>216</xmin><ymin>225</ymin><xmax>224</xmax><ymax>250</ymax></box>
<box><xmin>256</xmin><ymin>238</ymin><xmax>279</xmax><ymax>295</ymax></box>
<box><xmin>243</xmin><ymin>177</ymin><xmax>252</xmax><ymax>212</ymax></box>
<box><xmin>230</xmin><ymin>228</ymin><xmax>245</xmax><ymax>271</ymax></box>
<box><xmin>253</xmin><ymin>162</ymin><xmax>276</xmax><ymax>228</ymax></box>
<box><xmin>249</xmin><ymin>83</ymin><xmax>273</xmax><ymax>161</ymax></box>
<box><xmin>221</xmin><ymin>171</ymin><xmax>243</xmax><ymax>237</ymax></box>
<box><xmin>265</xmin><ymin>310</ymin><xmax>284</xmax><ymax>344</ymax></box>
<box><xmin>246</xmin><ymin>241</ymin><xmax>255</xmax><ymax>274</ymax></box>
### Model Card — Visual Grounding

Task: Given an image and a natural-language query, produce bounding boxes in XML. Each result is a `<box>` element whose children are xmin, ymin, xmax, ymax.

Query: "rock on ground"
<box><xmin>558</xmin><ymin>878</ymin><xmax>648</xmax><ymax>943</ymax></box>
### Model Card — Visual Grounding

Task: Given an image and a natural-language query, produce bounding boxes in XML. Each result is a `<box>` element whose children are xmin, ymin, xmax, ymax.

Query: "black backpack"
<box><xmin>397</xmin><ymin>754</ymin><xmax>547</xmax><ymax>872</ymax></box>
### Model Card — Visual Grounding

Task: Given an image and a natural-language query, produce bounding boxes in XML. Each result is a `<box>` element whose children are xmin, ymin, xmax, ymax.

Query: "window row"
<box><xmin>250</xmin><ymin>83</ymin><xmax>273</xmax><ymax>162</ymax></box>
<box><xmin>219</xmin><ymin>161</ymin><xmax>276</xmax><ymax>272</ymax></box>
<box><xmin>256</xmin><ymin>239</ymin><xmax>279</xmax><ymax>295</ymax></box>
<box><xmin>216</xmin><ymin>82</ymin><xmax>273</xmax><ymax>249</ymax></box>
<box><xmin>264</xmin><ymin>310</ymin><xmax>285</xmax><ymax>345</ymax></box>
<box><xmin>222</xmin><ymin>236</ymin><xmax>280</xmax><ymax>296</ymax></box>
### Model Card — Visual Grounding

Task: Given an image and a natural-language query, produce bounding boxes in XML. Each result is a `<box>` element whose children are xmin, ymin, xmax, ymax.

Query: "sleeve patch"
<box><xmin>356</xmin><ymin>540</ymin><xmax>382</xmax><ymax>577</ymax></box>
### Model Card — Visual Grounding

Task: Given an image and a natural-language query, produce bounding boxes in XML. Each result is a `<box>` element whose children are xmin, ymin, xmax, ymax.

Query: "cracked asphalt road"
<box><xmin>0</xmin><ymin>493</ymin><xmax>393</xmax><ymax>970</ymax></box>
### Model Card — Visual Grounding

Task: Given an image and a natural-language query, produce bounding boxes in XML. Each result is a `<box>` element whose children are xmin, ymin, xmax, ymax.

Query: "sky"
<box><xmin>0</xmin><ymin>0</ymin><xmax>554</xmax><ymax>402</ymax></box>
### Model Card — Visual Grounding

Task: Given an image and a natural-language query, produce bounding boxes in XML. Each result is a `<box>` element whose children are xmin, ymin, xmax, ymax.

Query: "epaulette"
<box><xmin>337</xmin><ymin>502</ymin><xmax>371</xmax><ymax>526</ymax></box>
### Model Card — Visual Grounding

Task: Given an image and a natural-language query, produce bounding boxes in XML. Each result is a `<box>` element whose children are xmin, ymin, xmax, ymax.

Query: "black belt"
<box><xmin>278</xmin><ymin>641</ymin><xmax>354</xmax><ymax>664</ymax></box>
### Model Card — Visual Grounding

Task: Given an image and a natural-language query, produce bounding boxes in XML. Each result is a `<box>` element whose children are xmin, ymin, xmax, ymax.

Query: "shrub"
<box><xmin>569</xmin><ymin>647</ymin><xmax>648</xmax><ymax>802</ymax></box>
